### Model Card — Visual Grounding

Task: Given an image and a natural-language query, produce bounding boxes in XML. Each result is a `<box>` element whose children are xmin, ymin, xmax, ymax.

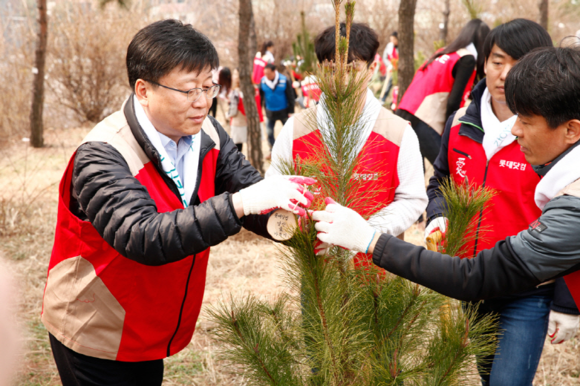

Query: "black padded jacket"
<box><xmin>69</xmin><ymin>95</ymin><xmax>272</xmax><ymax>266</ymax></box>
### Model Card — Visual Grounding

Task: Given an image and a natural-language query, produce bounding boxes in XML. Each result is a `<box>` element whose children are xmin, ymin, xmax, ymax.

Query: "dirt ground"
<box><xmin>1</xmin><ymin>120</ymin><xmax>579</xmax><ymax>385</ymax></box>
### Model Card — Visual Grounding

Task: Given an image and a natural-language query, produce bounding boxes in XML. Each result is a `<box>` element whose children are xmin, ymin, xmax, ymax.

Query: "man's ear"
<box><xmin>565</xmin><ymin>119</ymin><xmax>580</xmax><ymax>145</ymax></box>
<box><xmin>369</xmin><ymin>61</ymin><xmax>378</xmax><ymax>73</ymax></box>
<box><xmin>134</xmin><ymin>79</ymin><xmax>149</xmax><ymax>107</ymax></box>
<box><xmin>483</xmin><ymin>59</ymin><xmax>488</xmax><ymax>76</ymax></box>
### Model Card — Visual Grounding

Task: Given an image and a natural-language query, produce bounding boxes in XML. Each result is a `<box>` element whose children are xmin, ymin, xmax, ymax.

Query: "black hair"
<box><xmin>261</xmin><ymin>40</ymin><xmax>274</xmax><ymax>55</ymax></box>
<box><xmin>391</xmin><ymin>31</ymin><xmax>398</xmax><ymax>38</ymax></box>
<box><xmin>126</xmin><ymin>19</ymin><xmax>219</xmax><ymax>90</ymax></box>
<box><xmin>506</xmin><ymin>46</ymin><xmax>580</xmax><ymax>128</ymax></box>
<box><xmin>265</xmin><ymin>63</ymin><xmax>277</xmax><ymax>71</ymax></box>
<box><xmin>218</xmin><ymin>67</ymin><xmax>231</xmax><ymax>94</ymax></box>
<box><xmin>423</xmin><ymin>19</ymin><xmax>490</xmax><ymax>79</ymax></box>
<box><xmin>314</xmin><ymin>22</ymin><xmax>379</xmax><ymax>66</ymax></box>
<box><xmin>483</xmin><ymin>19</ymin><xmax>552</xmax><ymax>61</ymax></box>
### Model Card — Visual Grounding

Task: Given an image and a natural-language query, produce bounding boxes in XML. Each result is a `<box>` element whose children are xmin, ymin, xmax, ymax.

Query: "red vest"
<box><xmin>447</xmin><ymin>109</ymin><xmax>542</xmax><ymax>258</ymax></box>
<box><xmin>41</xmin><ymin>111</ymin><xmax>220</xmax><ymax>361</ymax></box>
<box><xmin>292</xmin><ymin>107</ymin><xmax>407</xmax><ymax>268</ymax></box>
<box><xmin>398</xmin><ymin>49</ymin><xmax>476</xmax><ymax>135</ymax></box>
<box><xmin>237</xmin><ymin>86</ymin><xmax>264</xmax><ymax>123</ymax></box>
<box><xmin>252</xmin><ymin>56</ymin><xmax>267</xmax><ymax>85</ymax></box>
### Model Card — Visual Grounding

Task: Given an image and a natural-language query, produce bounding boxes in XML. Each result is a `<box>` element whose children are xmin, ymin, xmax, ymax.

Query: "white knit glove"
<box><xmin>312</xmin><ymin>198</ymin><xmax>377</xmax><ymax>253</ymax></box>
<box><xmin>238</xmin><ymin>175</ymin><xmax>315</xmax><ymax>216</ymax></box>
<box><xmin>424</xmin><ymin>217</ymin><xmax>448</xmax><ymax>243</ymax></box>
<box><xmin>548</xmin><ymin>311</ymin><xmax>580</xmax><ymax>344</ymax></box>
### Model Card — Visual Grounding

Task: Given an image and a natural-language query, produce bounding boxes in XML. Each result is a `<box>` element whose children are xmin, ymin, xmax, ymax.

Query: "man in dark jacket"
<box><xmin>42</xmin><ymin>20</ymin><xmax>314</xmax><ymax>386</ymax></box>
<box><xmin>259</xmin><ymin>63</ymin><xmax>296</xmax><ymax>150</ymax></box>
<box><xmin>312</xmin><ymin>46</ymin><xmax>580</xmax><ymax>358</ymax></box>
<box><xmin>423</xmin><ymin>20</ymin><xmax>577</xmax><ymax>386</ymax></box>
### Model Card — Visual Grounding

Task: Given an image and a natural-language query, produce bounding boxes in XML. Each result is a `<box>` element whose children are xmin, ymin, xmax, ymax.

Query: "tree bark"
<box><xmin>397</xmin><ymin>0</ymin><xmax>417</xmax><ymax>105</ymax></box>
<box><xmin>538</xmin><ymin>0</ymin><xmax>548</xmax><ymax>31</ymax></box>
<box><xmin>439</xmin><ymin>0</ymin><xmax>450</xmax><ymax>45</ymax></box>
<box><xmin>239</xmin><ymin>0</ymin><xmax>264</xmax><ymax>174</ymax></box>
<box><xmin>30</xmin><ymin>0</ymin><xmax>48</xmax><ymax>148</ymax></box>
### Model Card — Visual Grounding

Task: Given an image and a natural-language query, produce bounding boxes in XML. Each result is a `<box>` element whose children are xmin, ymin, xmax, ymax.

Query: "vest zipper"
<box><xmin>472</xmin><ymin>160</ymin><xmax>489</xmax><ymax>257</ymax></box>
<box><xmin>452</xmin><ymin>148</ymin><xmax>472</xmax><ymax>159</ymax></box>
<box><xmin>167</xmin><ymin>254</ymin><xmax>196</xmax><ymax>357</ymax></box>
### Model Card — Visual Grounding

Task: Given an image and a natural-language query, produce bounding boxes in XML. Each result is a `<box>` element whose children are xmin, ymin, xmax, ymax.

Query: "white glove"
<box><xmin>548</xmin><ymin>311</ymin><xmax>579</xmax><ymax>344</ymax></box>
<box><xmin>312</xmin><ymin>198</ymin><xmax>377</xmax><ymax>253</ymax></box>
<box><xmin>238</xmin><ymin>175</ymin><xmax>315</xmax><ymax>216</ymax></box>
<box><xmin>424</xmin><ymin>217</ymin><xmax>448</xmax><ymax>243</ymax></box>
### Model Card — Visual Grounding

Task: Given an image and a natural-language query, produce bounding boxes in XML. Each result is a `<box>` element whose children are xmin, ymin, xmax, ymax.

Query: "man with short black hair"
<box><xmin>268</xmin><ymin>22</ymin><xmax>427</xmax><ymax>263</ymax></box>
<box><xmin>42</xmin><ymin>19</ymin><xmax>313</xmax><ymax>385</ymax></box>
<box><xmin>313</xmin><ymin>45</ymin><xmax>580</xmax><ymax>359</ymax></box>
<box><xmin>423</xmin><ymin>19</ymin><xmax>578</xmax><ymax>385</ymax></box>
<box><xmin>260</xmin><ymin>63</ymin><xmax>295</xmax><ymax>151</ymax></box>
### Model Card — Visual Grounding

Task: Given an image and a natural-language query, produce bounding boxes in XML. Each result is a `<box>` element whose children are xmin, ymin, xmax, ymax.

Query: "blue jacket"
<box><xmin>259</xmin><ymin>73</ymin><xmax>295</xmax><ymax>113</ymax></box>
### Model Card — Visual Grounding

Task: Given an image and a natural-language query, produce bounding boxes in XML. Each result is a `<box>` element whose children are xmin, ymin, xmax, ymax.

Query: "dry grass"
<box><xmin>0</xmin><ymin>124</ymin><xmax>578</xmax><ymax>385</ymax></box>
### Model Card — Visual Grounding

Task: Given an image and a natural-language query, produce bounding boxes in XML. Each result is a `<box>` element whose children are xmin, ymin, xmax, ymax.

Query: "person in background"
<box><xmin>226</xmin><ymin>69</ymin><xmax>248</xmax><ymax>152</ymax></box>
<box><xmin>208</xmin><ymin>67</ymin><xmax>231</xmax><ymax>118</ymax></box>
<box><xmin>261</xmin><ymin>40</ymin><xmax>275</xmax><ymax>64</ymax></box>
<box><xmin>380</xmin><ymin>31</ymin><xmax>398</xmax><ymax>103</ymax></box>
<box><xmin>313</xmin><ymin>45</ymin><xmax>580</xmax><ymax>386</ymax></box>
<box><xmin>425</xmin><ymin>19</ymin><xmax>578</xmax><ymax>386</ymax></box>
<box><xmin>397</xmin><ymin>19</ymin><xmax>490</xmax><ymax>166</ymax></box>
<box><xmin>260</xmin><ymin>63</ymin><xmax>295</xmax><ymax>156</ymax></box>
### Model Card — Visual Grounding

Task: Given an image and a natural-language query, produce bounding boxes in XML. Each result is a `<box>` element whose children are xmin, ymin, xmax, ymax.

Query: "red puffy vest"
<box><xmin>41</xmin><ymin>111</ymin><xmax>221</xmax><ymax>361</ymax></box>
<box><xmin>447</xmin><ymin>108</ymin><xmax>542</xmax><ymax>258</ymax></box>
<box><xmin>291</xmin><ymin>107</ymin><xmax>407</xmax><ymax>268</ymax></box>
<box><xmin>398</xmin><ymin>49</ymin><xmax>476</xmax><ymax>135</ymax></box>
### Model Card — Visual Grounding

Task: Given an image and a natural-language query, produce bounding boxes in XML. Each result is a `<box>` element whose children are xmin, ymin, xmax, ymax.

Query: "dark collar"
<box><xmin>532</xmin><ymin>139</ymin><xmax>580</xmax><ymax>177</ymax></box>
<box><xmin>456</xmin><ymin>79</ymin><xmax>486</xmax><ymax>143</ymax></box>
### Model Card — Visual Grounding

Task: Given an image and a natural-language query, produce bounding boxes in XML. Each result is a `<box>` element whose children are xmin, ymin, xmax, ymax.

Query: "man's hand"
<box><xmin>548</xmin><ymin>311</ymin><xmax>580</xmax><ymax>344</ymax></box>
<box><xmin>424</xmin><ymin>217</ymin><xmax>448</xmax><ymax>243</ymax></box>
<box><xmin>312</xmin><ymin>198</ymin><xmax>379</xmax><ymax>254</ymax></box>
<box><xmin>235</xmin><ymin>175</ymin><xmax>315</xmax><ymax>217</ymax></box>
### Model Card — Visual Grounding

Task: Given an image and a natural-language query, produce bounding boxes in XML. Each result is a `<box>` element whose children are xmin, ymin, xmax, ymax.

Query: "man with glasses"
<box><xmin>41</xmin><ymin>19</ymin><xmax>314</xmax><ymax>386</ymax></box>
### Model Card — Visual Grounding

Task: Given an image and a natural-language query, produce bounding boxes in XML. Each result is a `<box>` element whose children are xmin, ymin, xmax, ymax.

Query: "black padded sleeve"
<box><xmin>72</xmin><ymin>142</ymin><xmax>243</xmax><ymax>266</ymax></box>
<box><xmin>372</xmin><ymin>234</ymin><xmax>542</xmax><ymax>301</ymax></box>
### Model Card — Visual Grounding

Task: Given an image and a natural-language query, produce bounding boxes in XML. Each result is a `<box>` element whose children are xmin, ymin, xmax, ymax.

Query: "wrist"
<box><xmin>232</xmin><ymin>192</ymin><xmax>245</xmax><ymax>218</ymax></box>
<box><xmin>367</xmin><ymin>231</ymin><xmax>382</xmax><ymax>254</ymax></box>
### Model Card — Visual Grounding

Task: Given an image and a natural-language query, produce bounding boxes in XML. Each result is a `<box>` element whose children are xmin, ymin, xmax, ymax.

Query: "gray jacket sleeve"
<box><xmin>371</xmin><ymin>194</ymin><xmax>580</xmax><ymax>301</ymax></box>
<box><xmin>510</xmin><ymin>195</ymin><xmax>580</xmax><ymax>282</ymax></box>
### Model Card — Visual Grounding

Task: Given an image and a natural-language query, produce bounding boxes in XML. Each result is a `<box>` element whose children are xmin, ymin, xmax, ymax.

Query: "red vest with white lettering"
<box><xmin>292</xmin><ymin>107</ymin><xmax>407</xmax><ymax>268</ymax></box>
<box><xmin>447</xmin><ymin>108</ymin><xmax>542</xmax><ymax>258</ymax></box>
<box><xmin>41</xmin><ymin>111</ymin><xmax>220</xmax><ymax>362</ymax></box>
<box><xmin>398</xmin><ymin>49</ymin><xmax>476</xmax><ymax>135</ymax></box>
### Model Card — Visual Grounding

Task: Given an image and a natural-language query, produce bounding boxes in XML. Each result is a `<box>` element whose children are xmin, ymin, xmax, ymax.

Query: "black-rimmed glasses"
<box><xmin>145</xmin><ymin>80</ymin><xmax>220</xmax><ymax>103</ymax></box>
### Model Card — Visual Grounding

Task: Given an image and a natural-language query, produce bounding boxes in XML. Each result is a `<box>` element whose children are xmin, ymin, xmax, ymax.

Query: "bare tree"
<box><xmin>30</xmin><ymin>0</ymin><xmax>48</xmax><ymax>148</ymax></box>
<box><xmin>397</xmin><ymin>0</ymin><xmax>418</xmax><ymax>104</ymax></box>
<box><xmin>439</xmin><ymin>0</ymin><xmax>451</xmax><ymax>45</ymax></box>
<box><xmin>539</xmin><ymin>0</ymin><xmax>549</xmax><ymax>30</ymax></box>
<box><xmin>239</xmin><ymin>0</ymin><xmax>264</xmax><ymax>174</ymax></box>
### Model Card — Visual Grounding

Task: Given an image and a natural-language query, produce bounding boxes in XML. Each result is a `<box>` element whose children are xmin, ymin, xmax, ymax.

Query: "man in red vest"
<box><xmin>313</xmin><ymin>46</ymin><xmax>580</xmax><ymax>368</ymax></box>
<box><xmin>42</xmin><ymin>19</ymin><xmax>314</xmax><ymax>386</ymax></box>
<box><xmin>266</xmin><ymin>22</ymin><xmax>427</xmax><ymax>266</ymax></box>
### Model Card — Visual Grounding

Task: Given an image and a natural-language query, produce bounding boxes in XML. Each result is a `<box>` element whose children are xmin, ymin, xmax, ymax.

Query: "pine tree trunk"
<box><xmin>397</xmin><ymin>0</ymin><xmax>417</xmax><ymax>105</ymax></box>
<box><xmin>439</xmin><ymin>0</ymin><xmax>450</xmax><ymax>44</ymax></box>
<box><xmin>239</xmin><ymin>0</ymin><xmax>264</xmax><ymax>175</ymax></box>
<box><xmin>538</xmin><ymin>0</ymin><xmax>548</xmax><ymax>31</ymax></box>
<box><xmin>30</xmin><ymin>0</ymin><xmax>48</xmax><ymax>148</ymax></box>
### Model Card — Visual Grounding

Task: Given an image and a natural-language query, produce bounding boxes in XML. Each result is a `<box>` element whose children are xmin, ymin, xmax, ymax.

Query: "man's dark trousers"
<box><xmin>266</xmin><ymin>108</ymin><xmax>289</xmax><ymax>148</ymax></box>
